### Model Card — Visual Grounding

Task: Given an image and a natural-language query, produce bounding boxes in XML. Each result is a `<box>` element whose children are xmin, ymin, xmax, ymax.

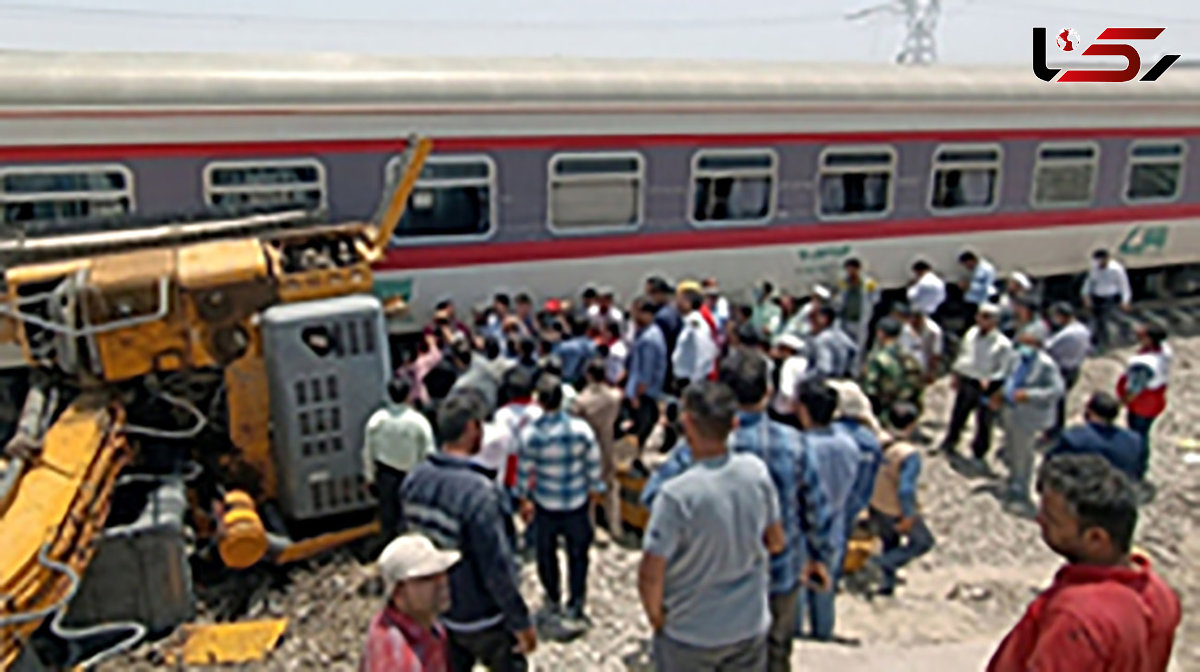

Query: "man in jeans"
<box><xmin>638</xmin><ymin>381</ymin><xmax>785</xmax><ymax>671</ymax></box>
<box><xmin>517</xmin><ymin>374</ymin><xmax>604</xmax><ymax>626</ymax></box>
<box><xmin>867</xmin><ymin>402</ymin><xmax>935</xmax><ymax>596</ymax></box>
<box><xmin>402</xmin><ymin>393</ymin><xmax>537</xmax><ymax>671</ymax></box>
<box><xmin>626</xmin><ymin>296</ymin><xmax>668</xmax><ymax>449</ymax></box>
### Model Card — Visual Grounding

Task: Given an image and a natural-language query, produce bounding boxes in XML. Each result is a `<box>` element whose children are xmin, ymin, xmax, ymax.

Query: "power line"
<box><xmin>966</xmin><ymin>1</ymin><xmax>1200</xmax><ymax>26</ymax></box>
<box><xmin>0</xmin><ymin>2</ymin><xmax>847</xmax><ymax>31</ymax></box>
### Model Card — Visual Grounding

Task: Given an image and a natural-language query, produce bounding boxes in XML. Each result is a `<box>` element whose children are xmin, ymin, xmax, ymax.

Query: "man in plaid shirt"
<box><xmin>517</xmin><ymin>374</ymin><xmax>604</xmax><ymax>625</ymax></box>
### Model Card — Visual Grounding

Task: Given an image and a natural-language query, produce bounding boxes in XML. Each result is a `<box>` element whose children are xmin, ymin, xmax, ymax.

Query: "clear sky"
<box><xmin>0</xmin><ymin>0</ymin><xmax>1197</xmax><ymax>64</ymax></box>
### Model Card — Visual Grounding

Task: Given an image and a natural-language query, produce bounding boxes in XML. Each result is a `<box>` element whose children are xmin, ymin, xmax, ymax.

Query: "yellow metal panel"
<box><xmin>224</xmin><ymin>338</ymin><xmax>277</xmax><ymax>499</ymax></box>
<box><xmin>275</xmin><ymin>264</ymin><xmax>374</xmax><ymax>303</ymax></box>
<box><xmin>274</xmin><ymin>521</ymin><xmax>379</xmax><ymax>565</ymax></box>
<box><xmin>170</xmin><ymin>619</ymin><xmax>288</xmax><ymax>665</ymax></box>
<box><xmin>86</xmin><ymin>248</ymin><xmax>175</xmax><ymax>289</ymax></box>
<box><xmin>177</xmin><ymin>239</ymin><xmax>268</xmax><ymax>289</ymax></box>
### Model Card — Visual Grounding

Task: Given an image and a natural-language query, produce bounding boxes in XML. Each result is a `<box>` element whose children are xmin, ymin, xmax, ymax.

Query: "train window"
<box><xmin>929</xmin><ymin>145</ymin><xmax>1002</xmax><ymax>213</ymax></box>
<box><xmin>1125</xmin><ymin>141</ymin><xmax>1186</xmax><ymax>203</ymax></box>
<box><xmin>0</xmin><ymin>165</ymin><xmax>133</xmax><ymax>227</ymax></box>
<box><xmin>548</xmin><ymin>153</ymin><xmax>644</xmax><ymax>232</ymax></box>
<box><xmin>387</xmin><ymin>155</ymin><xmax>495</xmax><ymax>240</ymax></box>
<box><xmin>817</xmin><ymin>147</ymin><xmax>895</xmax><ymax>219</ymax></box>
<box><xmin>204</xmin><ymin>160</ymin><xmax>325</xmax><ymax>210</ymax></box>
<box><xmin>1031</xmin><ymin>143</ymin><xmax>1098</xmax><ymax>208</ymax></box>
<box><xmin>690</xmin><ymin>150</ymin><xmax>776</xmax><ymax>225</ymax></box>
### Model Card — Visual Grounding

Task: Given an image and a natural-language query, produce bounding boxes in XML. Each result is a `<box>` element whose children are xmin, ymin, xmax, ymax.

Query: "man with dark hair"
<box><xmin>402</xmin><ymin>393</ymin><xmax>537</xmax><ymax>671</ymax></box>
<box><xmin>866</xmin><ymin>401</ymin><xmax>934</xmax><ymax>597</ymax></box>
<box><xmin>1045</xmin><ymin>302</ymin><xmax>1091</xmax><ymax>440</ymax></box>
<box><xmin>483</xmin><ymin>367</ymin><xmax>542</xmax><ymax>491</ymax></box>
<box><xmin>1081</xmin><ymin>248</ymin><xmax>1132</xmax><ymax>353</ymax></box>
<box><xmin>939</xmin><ymin>303</ymin><xmax>1012</xmax><ymax>462</ymax></box>
<box><xmin>835</xmin><ymin>257</ymin><xmax>880</xmax><ymax>370</ymax></box>
<box><xmin>640</xmin><ymin>355</ymin><xmax>833</xmax><ymax>671</ymax></box>
<box><xmin>672</xmin><ymin>288</ymin><xmax>719</xmax><ymax>390</ymax></box>
<box><xmin>514</xmin><ymin>293</ymin><xmax>536</xmax><ymax>335</ymax></box>
<box><xmin>907</xmin><ymin>259</ymin><xmax>946</xmax><ymax>319</ymax></box>
<box><xmin>1117</xmin><ymin>322</ymin><xmax>1172</xmax><ymax>478</ymax></box>
<box><xmin>1049</xmin><ymin>393</ymin><xmax>1145</xmax><ymax>482</ymax></box>
<box><xmin>627</xmin><ymin>296</ymin><xmax>668</xmax><ymax>448</ymax></box>
<box><xmin>958</xmin><ymin>249</ymin><xmax>996</xmax><ymax>325</ymax></box>
<box><xmin>794</xmin><ymin>379</ymin><xmax>860</xmax><ymax>642</ymax></box>
<box><xmin>988</xmin><ymin>455</ymin><xmax>1180</xmax><ymax>671</ymax></box>
<box><xmin>552</xmin><ymin>312</ymin><xmax>597</xmax><ymax>387</ymax></box>
<box><xmin>862</xmin><ymin>317</ymin><xmax>924</xmax><ymax>421</ymax></box>
<box><xmin>363</xmin><ymin>375</ymin><xmax>435</xmax><ymax>542</ymax></box>
<box><xmin>448</xmin><ymin>338</ymin><xmax>501</xmax><ymax>413</ymax></box>
<box><xmin>517</xmin><ymin>374</ymin><xmax>604</xmax><ymax>626</ymax></box>
<box><xmin>572</xmin><ymin>358</ymin><xmax>624</xmax><ymax>543</ymax></box>
<box><xmin>638</xmin><ymin>381</ymin><xmax>785</xmax><ymax>671</ymax></box>
<box><xmin>808</xmin><ymin>305</ymin><xmax>857</xmax><ymax>379</ymax></box>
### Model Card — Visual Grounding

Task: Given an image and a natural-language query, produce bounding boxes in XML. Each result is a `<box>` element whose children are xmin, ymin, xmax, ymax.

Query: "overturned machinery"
<box><xmin>0</xmin><ymin>138</ymin><xmax>432</xmax><ymax>669</ymax></box>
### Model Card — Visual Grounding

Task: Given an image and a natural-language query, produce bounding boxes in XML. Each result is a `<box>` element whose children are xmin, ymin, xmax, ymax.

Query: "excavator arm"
<box><xmin>0</xmin><ymin>390</ymin><xmax>130</xmax><ymax>669</ymax></box>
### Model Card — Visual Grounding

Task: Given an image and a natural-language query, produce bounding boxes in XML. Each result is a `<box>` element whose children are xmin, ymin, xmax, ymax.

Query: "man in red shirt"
<box><xmin>361</xmin><ymin>533</ymin><xmax>461</xmax><ymax>672</ymax></box>
<box><xmin>989</xmin><ymin>454</ymin><xmax>1181</xmax><ymax>672</ymax></box>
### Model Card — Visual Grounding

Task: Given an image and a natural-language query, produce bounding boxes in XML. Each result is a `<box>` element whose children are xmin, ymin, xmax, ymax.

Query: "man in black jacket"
<box><xmin>402</xmin><ymin>392</ymin><xmax>537</xmax><ymax>671</ymax></box>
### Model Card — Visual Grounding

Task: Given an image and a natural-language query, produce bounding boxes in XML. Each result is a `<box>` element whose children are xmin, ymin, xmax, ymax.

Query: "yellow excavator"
<box><xmin>0</xmin><ymin>138</ymin><xmax>433</xmax><ymax>670</ymax></box>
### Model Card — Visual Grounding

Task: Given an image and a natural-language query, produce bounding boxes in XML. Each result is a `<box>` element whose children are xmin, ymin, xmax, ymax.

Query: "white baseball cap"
<box><xmin>379</xmin><ymin>533</ymin><xmax>461</xmax><ymax>593</ymax></box>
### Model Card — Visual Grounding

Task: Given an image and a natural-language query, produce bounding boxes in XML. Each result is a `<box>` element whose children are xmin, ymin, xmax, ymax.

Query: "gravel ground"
<box><xmin>106</xmin><ymin>337</ymin><xmax>1200</xmax><ymax>671</ymax></box>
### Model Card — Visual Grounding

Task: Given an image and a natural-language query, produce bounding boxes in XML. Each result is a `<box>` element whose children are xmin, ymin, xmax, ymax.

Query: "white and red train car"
<box><xmin>2</xmin><ymin>50</ymin><xmax>1200</xmax><ymax>337</ymax></box>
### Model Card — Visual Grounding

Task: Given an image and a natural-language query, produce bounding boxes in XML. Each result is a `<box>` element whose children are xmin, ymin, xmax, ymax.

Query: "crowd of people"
<box><xmin>357</xmin><ymin>247</ymin><xmax>1181</xmax><ymax>671</ymax></box>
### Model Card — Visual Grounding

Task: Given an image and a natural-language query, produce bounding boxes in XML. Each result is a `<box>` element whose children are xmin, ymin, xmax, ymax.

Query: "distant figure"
<box><xmin>672</xmin><ymin>287</ymin><xmax>720</xmax><ymax>390</ymax></box>
<box><xmin>828</xmin><ymin>378</ymin><xmax>884</xmax><ymax>544</ymax></box>
<box><xmin>572</xmin><ymin>359</ymin><xmax>625</xmax><ymax>544</ymax></box>
<box><xmin>906</xmin><ymin>260</ymin><xmax>946</xmax><ymax>318</ymax></box>
<box><xmin>995</xmin><ymin>331</ymin><xmax>1063</xmax><ymax>506</ymax></box>
<box><xmin>361</xmin><ymin>533</ymin><xmax>459</xmax><ymax>672</ymax></box>
<box><xmin>808</xmin><ymin>305</ymin><xmax>857</xmax><ymax>379</ymax></box>
<box><xmin>835</xmin><ymin>257</ymin><xmax>881</xmax><ymax>372</ymax></box>
<box><xmin>862</xmin><ymin>317</ymin><xmax>925</xmax><ymax>421</ymax></box>
<box><xmin>939</xmin><ymin>303</ymin><xmax>1012</xmax><ymax>461</ymax></box>
<box><xmin>1049</xmin><ymin>393</ymin><xmax>1145</xmax><ymax>482</ymax></box>
<box><xmin>988</xmin><ymin>455</ymin><xmax>1180</xmax><ymax>671</ymax></box>
<box><xmin>638</xmin><ymin>381</ymin><xmax>785</xmax><ymax>672</ymax></box>
<box><xmin>867</xmin><ymin>402</ymin><xmax>935</xmax><ymax>597</ymax></box>
<box><xmin>1044</xmin><ymin>302</ymin><xmax>1091</xmax><ymax>440</ymax></box>
<box><xmin>1081</xmin><ymin>248</ymin><xmax>1132</xmax><ymax>353</ymax></box>
<box><xmin>626</xmin><ymin>296</ymin><xmax>669</xmax><ymax>448</ymax></box>
<box><xmin>1116</xmin><ymin>323</ymin><xmax>1171</xmax><ymax>478</ymax></box>
<box><xmin>362</xmin><ymin>375</ymin><xmax>435</xmax><ymax>542</ymax></box>
<box><xmin>958</xmin><ymin>249</ymin><xmax>997</xmax><ymax>324</ymax></box>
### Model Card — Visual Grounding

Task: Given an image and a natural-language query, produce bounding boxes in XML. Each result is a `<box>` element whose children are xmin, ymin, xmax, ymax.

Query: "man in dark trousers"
<box><xmin>402</xmin><ymin>392</ymin><xmax>537</xmax><ymax>671</ymax></box>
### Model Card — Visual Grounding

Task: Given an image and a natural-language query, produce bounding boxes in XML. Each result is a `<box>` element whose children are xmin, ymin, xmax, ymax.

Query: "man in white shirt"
<box><xmin>938</xmin><ymin>303</ymin><xmax>1013</xmax><ymax>461</ymax></box>
<box><xmin>1045</xmin><ymin>302</ymin><xmax>1092</xmax><ymax>440</ymax></box>
<box><xmin>1081</xmin><ymin>248</ymin><xmax>1132</xmax><ymax>353</ymax></box>
<box><xmin>770</xmin><ymin>333</ymin><xmax>809</xmax><ymax>421</ymax></box>
<box><xmin>363</xmin><ymin>375</ymin><xmax>436</xmax><ymax>541</ymax></box>
<box><xmin>672</xmin><ymin>288</ymin><xmax>720</xmax><ymax>390</ymax></box>
<box><xmin>907</xmin><ymin>260</ymin><xmax>947</xmax><ymax>319</ymax></box>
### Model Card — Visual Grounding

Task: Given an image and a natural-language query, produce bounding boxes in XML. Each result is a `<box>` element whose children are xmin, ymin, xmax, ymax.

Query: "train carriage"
<box><xmin>2</xmin><ymin>50</ymin><xmax>1200</xmax><ymax>346</ymax></box>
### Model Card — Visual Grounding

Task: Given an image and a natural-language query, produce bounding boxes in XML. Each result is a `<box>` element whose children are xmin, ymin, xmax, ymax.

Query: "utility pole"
<box><xmin>847</xmin><ymin>0</ymin><xmax>941</xmax><ymax>65</ymax></box>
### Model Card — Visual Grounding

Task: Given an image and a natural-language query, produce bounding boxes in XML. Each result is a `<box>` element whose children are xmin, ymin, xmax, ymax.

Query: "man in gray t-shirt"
<box><xmin>639</xmin><ymin>381</ymin><xmax>785</xmax><ymax>672</ymax></box>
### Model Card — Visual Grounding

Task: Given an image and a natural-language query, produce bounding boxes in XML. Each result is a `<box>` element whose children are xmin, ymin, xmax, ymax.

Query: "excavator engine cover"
<box><xmin>260</xmin><ymin>295</ymin><xmax>388</xmax><ymax>520</ymax></box>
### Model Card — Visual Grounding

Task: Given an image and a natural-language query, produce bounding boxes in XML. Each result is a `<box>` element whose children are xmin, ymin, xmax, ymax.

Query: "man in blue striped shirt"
<box><xmin>517</xmin><ymin>374</ymin><xmax>604</xmax><ymax>625</ymax></box>
<box><xmin>641</xmin><ymin>349</ymin><xmax>834</xmax><ymax>672</ymax></box>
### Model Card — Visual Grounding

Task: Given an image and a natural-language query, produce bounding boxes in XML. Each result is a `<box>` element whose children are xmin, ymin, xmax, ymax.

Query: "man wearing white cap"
<box><xmin>362</xmin><ymin>533</ymin><xmax>460</xmax><ymax>672</ymax></box>
<box><xmin>939</xmin><ymin>303</ymin><xmax>1012</xmax><ymax>462</ymax></box>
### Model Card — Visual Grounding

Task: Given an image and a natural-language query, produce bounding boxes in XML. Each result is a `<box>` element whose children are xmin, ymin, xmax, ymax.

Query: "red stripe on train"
<box><xmin>0</xmin><ymin>127</ymin><xmax>1198</xmax><ymax>162</ymax></box>
<box><xmin>374</xmin><ymin>203</ymin><xmax>1200</xmax><ymax>271</ymax></box>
